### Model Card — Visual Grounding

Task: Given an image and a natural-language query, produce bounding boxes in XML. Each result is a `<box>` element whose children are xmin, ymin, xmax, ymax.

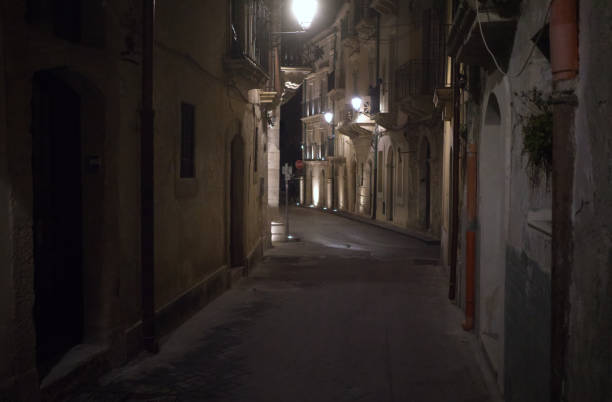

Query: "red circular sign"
<box><xmin>295</xmin><ymin>160</ymin><xmax>304</xmax><ymax>170</ymax></box>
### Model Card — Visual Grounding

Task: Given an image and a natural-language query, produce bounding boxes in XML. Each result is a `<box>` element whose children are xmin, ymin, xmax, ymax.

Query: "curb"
<box><xmin>298</xmin><ymin>206</ymin><xmax>441</xmax><ymax>245</ymax></box>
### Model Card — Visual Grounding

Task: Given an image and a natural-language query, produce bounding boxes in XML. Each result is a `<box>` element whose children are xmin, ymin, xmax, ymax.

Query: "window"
<box><xmin>230</xmin><ymin>0</ymin><xmax>270</xmax><ymax>70</ymax></box>
<box><xmin>180</xmin><ymin>103</ymin><xmax>195</xmax><ymax>178</ymax></box>
<box><xmin>397</xmin><ymin>149</ymin><xmax>403</xmax><ymax>199</ymax></box>
<box><xmin>360</xmin><ymin>163</ymin><xmax>364</xmax><ymax>186</ymax></box>
<box><xmin>26</xmin><ymin>0</ymin><xmax>105</xmax><ymax>47</ymax></box>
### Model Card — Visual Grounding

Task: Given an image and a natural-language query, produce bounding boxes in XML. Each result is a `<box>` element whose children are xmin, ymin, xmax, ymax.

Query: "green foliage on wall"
<box><xmin>516</xmin><ymin>88</ymin><xmax>553</xmax><ymax>185</ymax></box>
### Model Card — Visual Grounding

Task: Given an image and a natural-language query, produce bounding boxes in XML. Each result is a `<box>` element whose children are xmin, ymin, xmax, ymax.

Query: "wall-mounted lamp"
<box><xmin>324</xmin><ymin>112</ymin><xmax>333</xmax><ymax>124</ymax></box>
<box><xmin>292</xmin><ymin>0</ymin><xmax>318</xmax><ymax>30</ymax></box>
<box><xmin>351</xmin><ymin>96</ymin><xmax>362</xmax><ymax>111</ymax></box>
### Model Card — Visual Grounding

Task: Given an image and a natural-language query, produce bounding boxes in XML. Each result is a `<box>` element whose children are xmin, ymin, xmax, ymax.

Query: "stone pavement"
<box><xmin>69</xmin><ymin>207</ymin><xmax>497</xmax><ymax>402</ymax></box>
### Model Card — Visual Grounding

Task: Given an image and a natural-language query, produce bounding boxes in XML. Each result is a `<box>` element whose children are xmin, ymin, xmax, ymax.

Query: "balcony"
<box><xmin>280</xmin><ymin>37</ymin><xmax>315</xmax><ymax>104</ymax></box>
<box><xmin>395</xmin><ymin>59</ymin><xmax>446</xmax><ymax>119</ymax></box>
<box><xmin>225</xmin><ymin>0</ymin><xmax>271</xmax><ymax>89</ymax></box>
<box><xmin>354</xmin><ymin>1</ymin><xmax>377</xmax><ymax>39</ymax></box>
<box><xmin>447</xmin><ymin>0</ymin><xmax>518</xmax><ymax>71</ymax></box>
<box><xmin>301</xmin><ymin>96</ymin><xmax>328</xmax><ymax>118</ymax></box>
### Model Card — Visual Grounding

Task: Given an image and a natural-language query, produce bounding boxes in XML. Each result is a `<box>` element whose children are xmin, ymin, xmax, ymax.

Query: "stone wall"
<box><xmin>567</xmin><ymin>1</ymin><xmax>612</xmax><ymax>399</ymax></box>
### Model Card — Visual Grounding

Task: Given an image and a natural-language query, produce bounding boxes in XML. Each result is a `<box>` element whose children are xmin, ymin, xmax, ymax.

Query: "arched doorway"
<box><xmin>32</xmin><ymin>71</ymin><xmax>84</xmax><ymax>377</ymax></box>
<box><xmin>320</xmin><ymin>169</ymin><xmax>325</xmax><ymax>207</ymax></box>
<box><xmin>230</xmin><ymin>134</ymin><xmax>245</xmax><ymax>267</ymax></box>
<box><xmin>419</xmin><ymin>137</ymin><xmax>431</xmax><ymax>229</ymax></box>
<box><xmin>386</xmin><ymin>148</ymin><xmax>394</xmax><ymax>221</ymax></box>
<box><xmin>32</xmin><ymin>69</ymin><xmax>107</xmax><ymax>378</ymax></box>
<box><xmin>367</xmin><ymin>160</ymin><xmax>373</xmax><ymax>215</ymax></box>
<box><xmin>478</xmin><ymin>94</ymin><xmax>505</xmax><ymax>375</ymax></box>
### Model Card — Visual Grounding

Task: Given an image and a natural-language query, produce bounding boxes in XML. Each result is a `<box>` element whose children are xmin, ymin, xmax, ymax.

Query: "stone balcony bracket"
<box><xmin>224</xmin><ymin>54</ymin><xmax>270</xmax><ymax>90</ymax></box>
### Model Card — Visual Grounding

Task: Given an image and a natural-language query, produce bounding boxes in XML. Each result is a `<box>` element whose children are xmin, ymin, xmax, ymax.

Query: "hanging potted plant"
<box><xmin>516</xmin><ymin>88</ymin><xmax>553</xmax><ymax>186</ymax></box>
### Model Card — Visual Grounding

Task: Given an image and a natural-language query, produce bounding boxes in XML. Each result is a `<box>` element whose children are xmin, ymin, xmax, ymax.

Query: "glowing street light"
<box><xmin>292</xmin><ymin>0</ymin><xmax>318</xmax><ymax>30</ymax></box>
<box><xmin>351</xmin><ymin>96</ymin><xmax>362</xmax><ymax>111</ymax></box>
<box><xmin>324</xmin><ymin>112</ymin><xmax>333</xmax><ymax>123</ymax></box>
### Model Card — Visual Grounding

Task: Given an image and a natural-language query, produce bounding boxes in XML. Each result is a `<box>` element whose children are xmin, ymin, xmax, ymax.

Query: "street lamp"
<box><xmin>351</xmin><ymin>96</ymin><xmax>362</xmax><ymax>111</ymax></box>
<box><xmin>292</xmin><ymin>0</ymin><xmax>318</xmax><ymax>30</ymax></box>
<box><xmin>324</xmin><ymin>112</ymin><xmax>333</xmax><ymax>124</ymax></box>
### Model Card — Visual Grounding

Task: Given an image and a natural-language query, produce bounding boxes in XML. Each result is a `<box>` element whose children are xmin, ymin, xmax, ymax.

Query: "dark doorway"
<box><xmin>419</xmin><ymin>138</ymin><xmax>432</xmax><ymax>229</ymax></box>
<box><xmin>230</xmin><ymin>135</ymin><xmax>245</xmax><ymax>267</ymax></box>
<box><xmin>386</xmin><ymin>149</ymin><xmax>394</xmax><ymax>221</ymax></box>
<box><xmin>32</xmin><ymin>71</ymin><xmax>84</xmax><ymax>378</ymax></box>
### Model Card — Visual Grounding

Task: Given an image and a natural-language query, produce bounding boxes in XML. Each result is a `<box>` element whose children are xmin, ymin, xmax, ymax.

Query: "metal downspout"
<box><xmin>550</xmin><ymin>0</ymin><xmax>578</xmax><ymax>399</ymax></box>
<box><xmin>449</xmin><ymin>62</ymin><xmax>460</xmax><ymax>300</ymax></box>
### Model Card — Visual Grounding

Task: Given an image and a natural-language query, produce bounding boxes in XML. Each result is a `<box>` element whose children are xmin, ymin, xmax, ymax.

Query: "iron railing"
<box><xmin>301</xmin><ymin>95</ymin><xmax>329</xmax><ymax>118</ymax></box>
<box><xmin>396</xmin><ymin>59</ymin><xmax>446</xmax><ymax>100</ymax></box>
<box><xmin>281</xmin><ymin>37</ymin><xmax>322</xmax><ymax>68</ymax></box>
<box><xmin>230</xmin><ymin>0</ymin><xmax>270</xmax><ymax>72</ymax></box>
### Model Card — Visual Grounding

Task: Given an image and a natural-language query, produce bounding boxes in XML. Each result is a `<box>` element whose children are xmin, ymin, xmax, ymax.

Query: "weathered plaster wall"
<box><xmin>501</xmin><ymin>1</ymin><xmax>553</xmax><ymax>399</ymax></box>
<box><xmin>0</xmin><ymin>1</ymin><xmax>137</xmax><ymax>396</ymax></box>
<box><xmin>477</xmin><ymin>76</ymin><xmax>511</xmax><ymax>388</ymax></box>
<box><xmin>153</xmin><ymin>0</ymin><xmax>269</xmax><ymax>312</ymax></box>
<box><xmin>567</xmin><ymin>1</ymin><xmax>612</xmax><ymax>399</ymax></box>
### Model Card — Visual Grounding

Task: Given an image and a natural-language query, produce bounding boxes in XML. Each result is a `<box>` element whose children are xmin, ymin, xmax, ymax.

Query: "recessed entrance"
<box><xmin>478</xmin><ymin>93</ymin><xmax>505</xmax><ymax>375</ymax></box>
<box><xmin>32</xmin><ymin>71</ymin><xmax>84</xmax><ymax>378</ymax></box>
<box><xmin>230</xmin><ymin>134</ymin><xmax>245</xmax><ymax>267</ymax></box>
<box><xmin>386</xmin><ymin>148</ymin><xmax>394</xmax><ymax>221</ymax></box>
<box><xmin>419</xmin><ymin>137</ymin><xmax>431</xmax><ymax>229</ymax></box>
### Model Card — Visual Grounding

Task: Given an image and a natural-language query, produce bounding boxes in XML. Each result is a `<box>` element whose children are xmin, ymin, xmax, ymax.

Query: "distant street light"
<box><xmin>324</xmin><ymin>112</ymin><xmax>333</xmax><ymax>123</ymax></box>
<box><xmin>351</xmin><ymin>96</ymin><xmax>362</xmax><ymax>111</ymax></box>
<box><xmin>292</xmin><ymin>0</ymin><xmax>318</xmax><ymax>30</ymax></box>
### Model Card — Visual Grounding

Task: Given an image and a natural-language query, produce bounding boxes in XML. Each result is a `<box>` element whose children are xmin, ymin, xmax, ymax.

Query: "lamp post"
<box><xmin>292</xmin><ymin>0</ymin><xmax>318</xmax><ymax>30</ymax></box>
<box><xmin>324</xmin><ymin>111</ymin><xmax>335</xmax><ymax>209</ymax></box>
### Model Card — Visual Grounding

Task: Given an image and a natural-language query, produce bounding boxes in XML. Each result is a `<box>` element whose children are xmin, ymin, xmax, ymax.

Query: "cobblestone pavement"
<box><xmin>69</xmin><ymin>208</ymin><xmax>496</xmax><ymax>402</ymax></box>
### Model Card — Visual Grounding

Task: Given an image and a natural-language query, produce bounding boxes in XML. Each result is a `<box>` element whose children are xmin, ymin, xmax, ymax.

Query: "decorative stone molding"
<box><xmin>224</xmin><ymin>54</ymin><xmax>269</xmax><ymax>90</ymax></box>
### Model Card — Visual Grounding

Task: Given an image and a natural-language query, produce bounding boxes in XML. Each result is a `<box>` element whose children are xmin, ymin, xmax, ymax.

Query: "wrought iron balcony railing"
<box><xmin>230</xmin><ymin>0</ymin><xmax>271</xmax><ymax>73</ymax></box>
<box><xmin>301</xmin><ymin>96</ymin><xmax>328</xmax><ymax>118</ymax></box>
<box><xmin>281</xmin><ymin>37</ymin><xmax>323</xmax><ymax>68</ymax></box>
<box><xmin>395</xmin><ymin>59</ymin><xmax>446</xmax><ymax>101</ymax></box>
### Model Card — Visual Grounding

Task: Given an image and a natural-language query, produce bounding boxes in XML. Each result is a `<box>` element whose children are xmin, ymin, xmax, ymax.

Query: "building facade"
<box><xmin>0</xmin><ymin>0</ymin><xmax>279</xmax><ymax>399</ymax></box>
<box><xmin>300</xmin><ymin>0</ymin><xmax>447</xmax><ymax>239</ymax></box>
<box><xmin>445</xmin><ymin>0</ymin><xmax>612</xmax><ymax>401</ymax></box>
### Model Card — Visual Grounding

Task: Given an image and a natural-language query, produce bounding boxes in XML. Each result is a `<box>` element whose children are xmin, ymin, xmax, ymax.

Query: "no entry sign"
<box><xmin>295</xmin><ymin>160</ymin><xmax>304</xmax><ymax>170</ymax></box>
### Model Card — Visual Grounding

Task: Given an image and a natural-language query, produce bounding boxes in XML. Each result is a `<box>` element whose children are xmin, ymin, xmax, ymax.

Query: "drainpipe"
<box><xmin>448</xmin><ymin>62</ymin><xmax>460</xmax><ymax>300</ymax></box>
<box><xmin>372</xmin><ymin>129</ymin><xmax>379</xmax><ymax>219</ymax></box>
<box><xmin>141</xmin><ymin>0</ymin><xmax>158</xmax><ymax>353</ymax></box>
<box><xmin>371</xmin><ymin>13</ymin><xmax>381</xmax><ymax>220</ymax></box>
<box><xmin>550</xmin><ymin>0</ymin><xmax>578</xmax><ymax>400</ymax></box>
<box><xmin>462</xmin><ymin>144</ymin><xmax>477</xmax><ymax>330</ymax></box>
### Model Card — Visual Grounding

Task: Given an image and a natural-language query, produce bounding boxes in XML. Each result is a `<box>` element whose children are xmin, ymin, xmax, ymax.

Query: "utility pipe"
<box><xmin>449</xmin><ymin>62</ymin><xmax>460</xmax><ymax>300</ymax></box>
<box><xmin>371</xmin><ymin>13</ymin><xmax>381</xmax><ymax>220</ymax></box>
<box><xmin>463</xmin><ymin>144</ymin><xmax>477</xmax><ymax>330</ymax></box>
<box><xmin>550</xmin><ymin>0</ymin><xmax>578</xmax><ymax>399</ymax></box>
<box><xmin>141</xmin><ymin>0</ymin><xmax>158</xmax><ymax>353</ymax></box>
<box><xmin>550</xmin><ymin>0</ymin><xmax>578</xmax><ymax>81</ymax></box>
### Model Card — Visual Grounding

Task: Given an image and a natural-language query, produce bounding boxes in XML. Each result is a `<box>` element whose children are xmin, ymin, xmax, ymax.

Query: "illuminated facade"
<box><xmin>300</xmin><ymin>0</ymin><xmax>446</xmax><ymax>239</ymax></box>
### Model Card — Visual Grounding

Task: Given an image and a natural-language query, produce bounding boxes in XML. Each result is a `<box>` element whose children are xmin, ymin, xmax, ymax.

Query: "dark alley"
<box><xmin>68</xmin><ymin>208</ymin><xmax>495</xmax><ymax>402</ymax></box>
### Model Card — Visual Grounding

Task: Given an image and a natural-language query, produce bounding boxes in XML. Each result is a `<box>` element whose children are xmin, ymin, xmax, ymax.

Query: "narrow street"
<box><xmin>71</xmin><ymin>208</ymin><xmax>496</xmax><ymax>402</ymax></box>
